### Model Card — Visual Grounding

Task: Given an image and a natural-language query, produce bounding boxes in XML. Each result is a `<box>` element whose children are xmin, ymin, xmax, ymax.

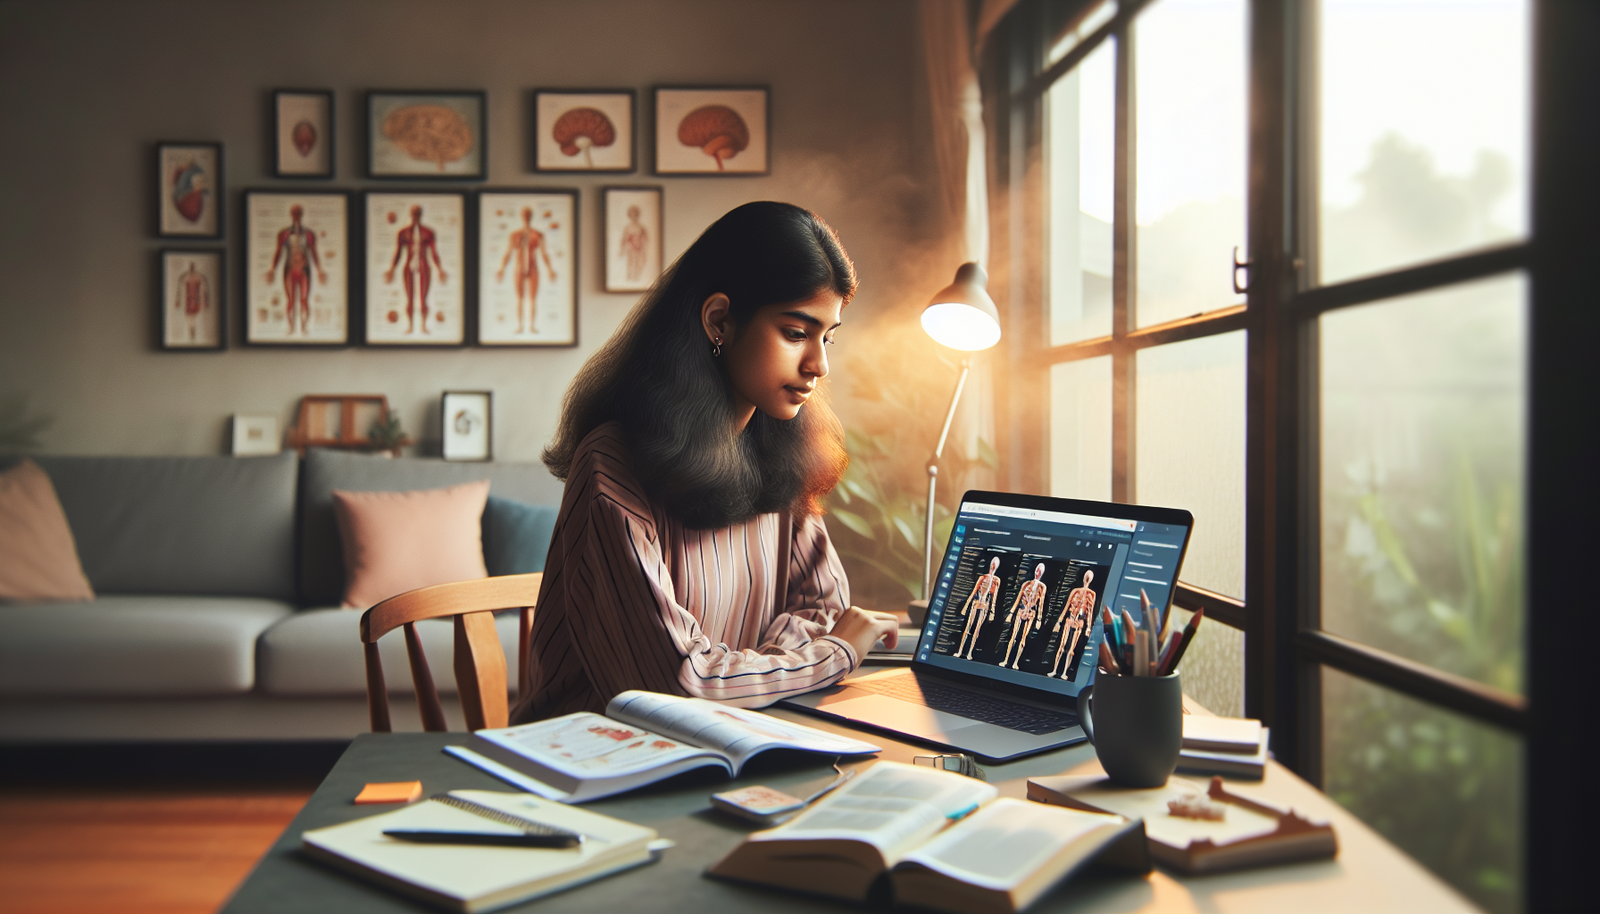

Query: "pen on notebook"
<box><xmin>382</xmin><ymin>829</ymin><xmax>582</xmax><ymax>849</ymax></box>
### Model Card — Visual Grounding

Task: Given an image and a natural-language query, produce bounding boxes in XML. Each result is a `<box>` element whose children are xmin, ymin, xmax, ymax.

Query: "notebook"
<box><xmin>300</xmin><ymin>790</ymin><xmax>664</xmax><ymax>913</ymax></box>
<box><xmin>784</xmin><ymin>490</ymin><xmax>1193</xmax><ymax>762</ymax></box>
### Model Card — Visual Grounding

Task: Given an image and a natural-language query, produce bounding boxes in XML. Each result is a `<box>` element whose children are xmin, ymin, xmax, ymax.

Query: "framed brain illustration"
<box><xmin>367</xmin><ymin>90</ymin><xmax>486</xmax><ymax>180</ymax></box>
<box><xmin>534</xmin><ymin>90</ymin><xmax>635</xmax><ymax>173</ymax></box>
<box><xmin>653</xmin><ymin>87</ymin><xmax>769</xmax><ymax>175</ymax></box>
<box><xmin>156</xmin><ymin>142</ymin><xmax>223</xmax><ymax>237</ymax></box>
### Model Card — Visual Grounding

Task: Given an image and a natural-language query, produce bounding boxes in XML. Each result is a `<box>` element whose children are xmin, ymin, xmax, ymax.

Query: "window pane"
<box><xmin>1046</xmin><ymin>38</ymin><xmax>1115</xmax><ymax>346</ymax></box>
<box><xmin>1048</xmin><ymin>1</ymin><xmax>1118</xmax><ymax>65</ymax></box>
<box><xmin>1323</xmin><ymin>667</ymin><xmax>1523</xmax><ymax>914</ymax></box>
<box><xmin>1136</xmin><ymin>331</ymin><xmax>1245</xmax><ymax>598</ymax></box>
<box><xmin>1133</xmin><ymin>0</ymin><xmax>1247</xmax><ymax>328</ymax></box>
<box><xmin>1318</xmin><ymin>0</ymin><xmax>1530</xmax><ymax>284</ymax></box>
<box><xmin>1049</xmin><ymin>356</ymin><xmax>1112</xmax><ymax>501</ymax></box>
<box><xmin>1319</xmin><ymin>273</ymin><xmax>1525</xmax><ymax>694</ymax></box>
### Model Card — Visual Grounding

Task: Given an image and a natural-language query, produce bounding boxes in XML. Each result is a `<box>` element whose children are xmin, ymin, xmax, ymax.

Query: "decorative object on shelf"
<box><xmin>367</xmin><ymin>90</ymin><xmax>486</xmax><ymax>179</ymax></box>
<box><xmin>273</xmin><ymin>89</ymin><xmax>334</xmax><ymax>178</ymax></box>
<box><xmin>286</xmin><ymin>394</ymin><xmax>393</xmax><ymax>454</ymax></box>
<box><xmin>159</xmin><ymin>249</ymin><xmax>225</xmax><ymax>351</ymax></box>
<box><xmin>440</xmin><ymin>391</ymin><xmax>492</xmax><ymax>462</ymax></box>
<box><xmin>915</xmin><ymin>262</ymin><xmax>1002</xmax><ymax>608</ymax></box>
<box><xmin>603</xmin><ymin>186</ymin><xmax>662</xmax><ymax>293</ymax></box>
<box><xmin>366</xmin><ymin>409</ymin><xmax>409</xmax><ymax>457</ymax></box>
<box><xmin>476</xmin><ymin>189</ymin><xmax>576</xmax><ymax>346</ymax></box>
<box><xmin>245</xmin><ymin>191</ymin><xmax>350</xmax><ymax>346</ymax></box>
<box><xmin>653</xmin><ymin>87</ymin><xmax>769</xmax><ymax>175</ymax></box>
<box><xmin>231</xmin><ymin>414</ymin><xmax>280</xmax><ymax>456</ymax></box>
<box><xmin>156</xmin><ymin>141</ymin><xmax>223</xmax><ymax>237</ymax></box>
<box><xmin>534</xmin><ymin>90</ymin><xmax>635</xmax><ymax>172</ymax></box>
<box><xmin>363</xmin><ymin>191</ymin><xmax>468</xmax><ymax>346</ymax></box>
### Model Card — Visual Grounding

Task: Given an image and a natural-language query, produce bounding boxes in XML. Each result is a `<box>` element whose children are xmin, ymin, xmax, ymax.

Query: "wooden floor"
<box><xmin>0</xmin><ymin>787</ymin><xmax>310</xmax><ymax>914</ymax></box>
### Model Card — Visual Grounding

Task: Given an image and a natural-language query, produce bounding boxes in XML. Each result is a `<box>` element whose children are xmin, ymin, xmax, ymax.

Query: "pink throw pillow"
<box><xmin>332</xmin><ymin>480</ymin><xmax>490</xmax><ymax>610</ymax></box>
<box><xmin>0</xmin><ymin>459</ymin><xmax>95</xmax><ymax>603</ymax></box>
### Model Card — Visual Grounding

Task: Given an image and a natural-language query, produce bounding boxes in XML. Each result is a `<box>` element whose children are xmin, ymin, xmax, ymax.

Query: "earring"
<box><xmin>711</xmin><ymin>336</ymin><xmax>722</xmax><ymax>357</ymax></box>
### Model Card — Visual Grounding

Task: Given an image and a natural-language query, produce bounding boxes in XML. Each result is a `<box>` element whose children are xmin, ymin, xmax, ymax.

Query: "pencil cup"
<box><xmin>1076</xmin><ymin>671</ymin><xmax>1182</xmax><ymax>788</ymax></box>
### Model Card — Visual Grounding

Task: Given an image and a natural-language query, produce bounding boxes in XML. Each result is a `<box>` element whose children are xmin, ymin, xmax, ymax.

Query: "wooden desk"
<box><xmin>221</xmin><ymin>709</ymin><xmax>1478</xmax><ymax>913</ymax></box>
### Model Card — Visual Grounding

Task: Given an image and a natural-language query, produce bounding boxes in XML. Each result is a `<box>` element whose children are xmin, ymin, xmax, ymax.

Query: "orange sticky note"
<box><xmin>354</xmin><ymin>781</ymin><xmax>423</xmax><ymax>804</ymax></box>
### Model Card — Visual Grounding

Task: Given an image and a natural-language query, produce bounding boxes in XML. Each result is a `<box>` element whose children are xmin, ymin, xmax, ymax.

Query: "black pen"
<box><xmin>383</xmin><ymin>828</ymin><xmax>582</xmax><ymax>849</ymax></box>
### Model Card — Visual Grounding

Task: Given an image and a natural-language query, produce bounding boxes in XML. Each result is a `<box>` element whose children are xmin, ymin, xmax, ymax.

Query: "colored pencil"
<box><xmin>1164</xmin><ymin>607</ymin><xmax>1204</xmax><ymax>674</ymax></box>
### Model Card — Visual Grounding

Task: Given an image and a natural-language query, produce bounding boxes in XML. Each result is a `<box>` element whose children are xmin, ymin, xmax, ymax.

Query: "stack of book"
<box><xmin>1177</xmin><ymin>716</ymin><xmax>1269</xmax><ymax>779</ymax></box>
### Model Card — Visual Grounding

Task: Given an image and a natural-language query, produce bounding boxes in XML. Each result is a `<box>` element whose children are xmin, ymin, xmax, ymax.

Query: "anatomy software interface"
<box><xmin>915</xmin><ymin>500</ymin><xmax>1190</xmax><ymax>699</ymax></box>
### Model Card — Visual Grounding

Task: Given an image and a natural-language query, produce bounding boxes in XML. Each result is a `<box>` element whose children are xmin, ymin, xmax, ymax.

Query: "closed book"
<box><xmin>1178</xmin><ymin>726</ymin><xmax>1269</xmax><ymax>779</ymax></box>
<box><xmin>1181</xmin><ymin>716</ymin><xmax>1262</xmax><ymax>754</ymax></box>
<box><xmin>300</xmin><ymin>790</ymin><xmax>662</xmax><ymax>913</ymax></box>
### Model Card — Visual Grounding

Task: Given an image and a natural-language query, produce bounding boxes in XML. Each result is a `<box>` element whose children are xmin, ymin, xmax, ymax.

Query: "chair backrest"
<box><xmin>358</xmin><ymin>573</ymin><xmax>542</xmax><ymax>732</ymax></box>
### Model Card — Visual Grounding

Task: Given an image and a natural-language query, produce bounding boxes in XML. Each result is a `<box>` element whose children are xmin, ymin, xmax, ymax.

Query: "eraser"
<box><xmin>355</xmin><ymin>781</ymin><xmax>424</xmax><ymax>804</ymax></box>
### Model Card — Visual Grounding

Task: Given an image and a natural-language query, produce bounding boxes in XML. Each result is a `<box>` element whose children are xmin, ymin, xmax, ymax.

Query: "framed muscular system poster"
<box><xmin>476</xmin><ymin>189</ymin><xmax>576</xmax><ymax>346</ymax></box>
<box><xmin>364</xmin><ymin>191</ymin><xmax>469</xmax><ymax>346</ymax></box>
<box><xmin>653</xmin><ymin>87</ymin><xmax>769</xmax><ymax>175</ymax></box>
<box><xmin>602</xmin><ymin>186</ymin><xmax>662</xmax><ymax>293</ymax></box>
<box><xmin>157</xmin><ymin>142</ymin><xmax>223</xmax><ymax>237</ymax></box>
<box><xmin>244</xmin><ymin>191</ymin><xmax>350</xmax><ymax>346</ymax></box>
<box><xmin>367</xmin><ymin>90</ymin><xmax>486</xmax><ymax>180</ymax></box>
<box><xmin>158</xmin><ymin>249</ymin><xmax>225</xmax><ymax>351</ymax></box>
<box><xmin>533</xmin><ymin>90</ymin><xmax>635</xmax><ymax>173</ymax></box>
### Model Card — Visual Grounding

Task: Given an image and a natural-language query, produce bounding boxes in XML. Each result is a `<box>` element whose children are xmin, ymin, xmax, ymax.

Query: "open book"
<box><xmin>300</xmin><ymin>790</ymin><xmax>663</xmax><ymax>913</ymax></box>
<box><xmin>710</xmin><ymin>761</ymin><xmax>1150</xmax><ymax>914</ymax></box>
<box><xmin>457</xmin><ymin>690</ymin><xmax>880</xmax><ymax>803</ymax></box>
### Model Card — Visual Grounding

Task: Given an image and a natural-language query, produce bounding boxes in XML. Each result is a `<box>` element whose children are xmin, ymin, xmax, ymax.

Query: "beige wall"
<box><xmin>0</xmin><ymin>0</ymin><xmax>954</xmax><ymax>470</ymax></box>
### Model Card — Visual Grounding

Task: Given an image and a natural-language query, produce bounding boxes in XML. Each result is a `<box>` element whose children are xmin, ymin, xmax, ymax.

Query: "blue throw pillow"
<box><xmin>481</xmin><ymin>496</ymin><xmax>558</xmax><ymax>576</ymax></box>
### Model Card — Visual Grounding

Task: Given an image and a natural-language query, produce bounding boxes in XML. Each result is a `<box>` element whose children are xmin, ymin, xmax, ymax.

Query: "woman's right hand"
<box><xmin>831</xmin><ymin>606</ymin><xmax>900</xmax><ymax>663</ymax></box>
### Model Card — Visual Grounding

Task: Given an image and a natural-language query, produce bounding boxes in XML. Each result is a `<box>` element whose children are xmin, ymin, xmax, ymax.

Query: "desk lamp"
<box><xmin>916</xmin><ymin>261</ymin><xmax>1001</xmax><ymax>607</ymax></box>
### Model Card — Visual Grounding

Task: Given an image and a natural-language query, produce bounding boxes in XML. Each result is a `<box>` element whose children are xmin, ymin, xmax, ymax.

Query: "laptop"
<box><xmin>782</xmin><ymin>490</ymin><xmax>1194</xmax><ymax>763</ymax></box>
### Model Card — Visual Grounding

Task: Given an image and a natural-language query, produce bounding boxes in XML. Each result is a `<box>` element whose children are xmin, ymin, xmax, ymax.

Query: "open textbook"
<box><xmin>455</xmin><ymin>690</ymin><xmax>880</xmax><ymax>803</ymax></box>
<box><xmin>710</xmin><ymin>761</ymin><xmax>1149</xmax><ymax>914</ymax></box>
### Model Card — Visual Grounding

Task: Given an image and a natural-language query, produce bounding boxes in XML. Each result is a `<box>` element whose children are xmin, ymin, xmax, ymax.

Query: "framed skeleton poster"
<box><xmin>364</xmin><ymin>191</ymin><xmax>468</xmax><ymax>346</ymax></box>
<box><xmin>653</xmin><ymin>87</ymin><xmax>769</xmax><ymax>175</ymax></box>
<box><xmin>367</xmin><ymin>90</ymin><xmax>486</xmax><ymax>179</ymax></box>
<box><xmin>244</xmin><ymin>191</ymin><xmax>349</xmax><ymax>346</ymax></box>
<box><xmin>273</xmin><ymin>89</ymin><xmax>334</xmax><ymax>178</ymax></box>
<box><xmin>159</xmin><ymin>249</ymin><xmax>224</xmax><ymax>350</ymax></box>
<box><xmin>157</xmin><ymin>142</ymin><xmax>223</xmax><ymax>237</ymax></box>
<box><xmin>534</xmin><ymin>90</ymin><xmax>635</xmax><ymax>172</ymax></box>
<box><xmin>603</xmin><ymin>186</ymin><xmax>662</xmax><ymax>293</ymax></box>
<box><xmin>476</xmin><ymin>189</ymin><xmax>576</xmax><ymax>346</ymax></box>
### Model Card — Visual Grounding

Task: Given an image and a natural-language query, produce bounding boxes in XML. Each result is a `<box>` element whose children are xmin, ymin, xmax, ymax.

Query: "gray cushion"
<box><xmin>257</xmin><ymin>605</ymin><xmax>524</xmax><ymax>697</ymax></box>
<box><xmin>0</xmin><ymin>595</ymin><xmax>294</xmax><ymax>697</ymax></box>
<box><xmin>34</xmin><ymin>454</ymin><xmax>298</xmax><ymax>599</ymax></box>
<box><xmin>299</xmin><ymin>449</ymin><xmax>560</xmax><ymax>607</ymax></box>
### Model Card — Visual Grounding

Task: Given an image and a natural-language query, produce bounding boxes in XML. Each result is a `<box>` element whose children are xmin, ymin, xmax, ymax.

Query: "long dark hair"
<box><xmin>544</xmin><ymin>201</ymin><xmax>856</xmax><ymax>528</ymax></box>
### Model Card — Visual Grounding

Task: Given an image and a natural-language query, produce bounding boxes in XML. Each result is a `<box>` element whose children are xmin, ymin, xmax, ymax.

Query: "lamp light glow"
<box><xmin>920</xmin><ymin>262</ymin><xmax>1001</xmax><ymax>351</ymax></box>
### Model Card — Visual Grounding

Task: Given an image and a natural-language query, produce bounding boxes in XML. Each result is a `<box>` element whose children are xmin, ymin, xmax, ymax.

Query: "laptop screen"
<box><xmin>911</xmin><ymin>494</ymin><xmax>1192</xmax><ymax>700</ymax></box>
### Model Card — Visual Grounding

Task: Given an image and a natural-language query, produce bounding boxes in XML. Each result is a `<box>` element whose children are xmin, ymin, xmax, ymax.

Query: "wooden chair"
<box><xmin>359</xmin><ymin>573</ymin><xmax>542</xmax><ymax>732</ymax></box>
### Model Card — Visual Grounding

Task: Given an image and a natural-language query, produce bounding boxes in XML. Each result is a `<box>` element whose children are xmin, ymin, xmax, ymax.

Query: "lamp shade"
<box><xmin>921</xmin><ymin>261</ymin><xmax>1001</xmax><ymax>351</ymax></box>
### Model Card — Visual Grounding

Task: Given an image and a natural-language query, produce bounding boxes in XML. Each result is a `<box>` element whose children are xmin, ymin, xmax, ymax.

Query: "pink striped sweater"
<box><xmin>509</xmin><ymin>422</ymin><xmax>858</xmax><ymax>722</ymax></box>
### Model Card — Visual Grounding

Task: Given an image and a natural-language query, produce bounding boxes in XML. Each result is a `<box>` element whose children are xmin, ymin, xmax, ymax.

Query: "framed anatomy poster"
<box><xmin>274</xmin><ymin>89</ymin><xmax>334</xmax><ymax>178</ymax></box>
<box><xmin>364</xmin><ymin>191</ymin><xmax>468</xmax><ymax>346</ymax></box>
<box><xmin>534</xmin><ymin>90</ymin><xmax>635</xmax><ymax>172</ymax></box>
<box><xmin>159</xmin><ymin>249</ymin><xmax>225</xmax><ymax>350</ymax></box>
<box><xmin>441</xmin><ymin>390</ymin><xmax>492</xmax><ymax>461</ymax></box>
<box><xmin>244</xmin><ymin>191</ymin><xmax>349</xmax><ymax>346</ymax></box>
<box><xmin>476</xmin><ymin>189</ymin><xmax>576</xmax><ymax>346</ymax></box>
<box><xmin>157</xmin><ymin>142</ymin><xmax>223</xmax><ymax>237</ymax></box>
<box><xmin>653</xmin><ymin>87</ymin><xmax>769</xmax><ymax>175</ymax></box>
<box><xmin>367</xmin><ymin>90</ymin><xmax>486</xmax><ymax>179</ymax></box>
<box><xmin>603</xmin><ymin>186</ymin><xmax>662</xmax><ymax>293</ymax></box>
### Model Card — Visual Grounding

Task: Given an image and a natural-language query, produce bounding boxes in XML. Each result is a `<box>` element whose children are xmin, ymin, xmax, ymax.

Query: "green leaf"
<box><xmin>829</xmin><ymin>508</ymin><xmax>874</xmax><ymax>540</ymax></box>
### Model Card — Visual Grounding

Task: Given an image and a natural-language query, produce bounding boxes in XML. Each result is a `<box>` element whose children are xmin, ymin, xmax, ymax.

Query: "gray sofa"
<box><xmin>0</xmin><ymin>450</ymin><xmax>562</xmax><ymax>743</ymax></box>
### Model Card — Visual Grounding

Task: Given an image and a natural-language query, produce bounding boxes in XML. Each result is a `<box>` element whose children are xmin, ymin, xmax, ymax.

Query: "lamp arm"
<box><xmin>923</xmin><ymin>359</ymin><xmax>971</xmax><ymax>599</ymax></box>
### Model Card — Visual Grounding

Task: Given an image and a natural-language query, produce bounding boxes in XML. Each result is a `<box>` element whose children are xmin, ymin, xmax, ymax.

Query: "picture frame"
<box><xmin>653</xmin><ymin>87</ymin><xmax>769</xmax><ymax>175</ymax></box>
<box><xmin>157</xmin><ymin>142</ymin><xmax>224</xmax><ymax>237</ymax></box>
<box><xmin>244</xmin><ymin>191</ymin><xmax>351</xmax><ymax>347</ymax></box>
<box><xmin>367</xmin><ymin>90</ymin><xmax>487</xmax><ymax>180</ymax></box>
<box><xmin>441</xmin><ymin>391</ymin><xmax>492</xmax><ymax>462</ymax></box>
<box><xmin>602</xmin><ymin>186</ymin><xmax>663</xmax><ymax>293</ymax></box>
<box><xmin>285</xmin><ymin>394</ymin><xmax>390</xmax><ymax>454</ymax></box>
<box><xmin>273</xmin><ymin>89</ymin><xmax>334</xmax><ymax>178</ymax></box>
<box><xmin>158</xmin><ymin>249</ymin><xmax>225</xmax><ymax>350</ymax></box>
<box><xmin>364</xmin><ymin>191</ymin><xmax>469</xmax><ymax>346</ymax></box>
<box><xmin>533</xmin><ymin>90</ymin><xmax>635</xmax><ymax>173</ymax></box>
<box><xmin>476</xmin><ymin>189</ymin><xmax>577</xmax><ymax>346</ymax></box>
<box><xmin>231</xmin><ymin>414</ymin><xmax>281</xmax><ymax>456</ymax></box>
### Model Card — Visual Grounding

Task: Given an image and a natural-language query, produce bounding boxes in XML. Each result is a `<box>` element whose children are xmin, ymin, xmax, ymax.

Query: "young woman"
<box><xmin>510</xmin><ymin>202</ymin><xmax>899</xmax><ymax>723</ymax></box>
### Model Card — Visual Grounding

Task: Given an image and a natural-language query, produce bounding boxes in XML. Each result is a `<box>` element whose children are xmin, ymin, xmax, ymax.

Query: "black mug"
<box><xmin>1076</xmin><ymin>671</ymin><xmax>1183</xmax><ymax>788</ymax></box>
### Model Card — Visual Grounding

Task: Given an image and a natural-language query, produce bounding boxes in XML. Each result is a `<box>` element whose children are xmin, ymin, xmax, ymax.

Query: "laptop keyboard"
<box><xmin>849</xmin><ymin>675</ymin><xmax>1078</xmax><ymax>736</ymax></box>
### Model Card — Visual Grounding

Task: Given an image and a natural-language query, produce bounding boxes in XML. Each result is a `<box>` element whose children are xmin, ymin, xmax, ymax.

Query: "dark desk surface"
<box><xmin>220</xmin><ymin>707</ymin><xmax>1476</xmax><ymax>914</ymax></box>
